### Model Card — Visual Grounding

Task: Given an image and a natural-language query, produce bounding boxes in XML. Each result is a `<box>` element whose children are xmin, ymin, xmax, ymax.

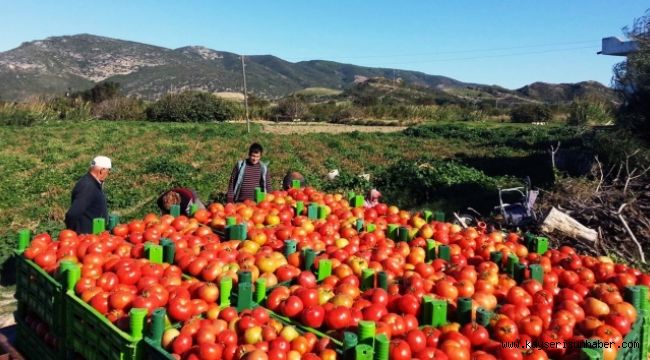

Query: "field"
<box><xmin>0</xmin><ymin>120</ymin><xmax>588</xmax><ymax>266</ymax></box>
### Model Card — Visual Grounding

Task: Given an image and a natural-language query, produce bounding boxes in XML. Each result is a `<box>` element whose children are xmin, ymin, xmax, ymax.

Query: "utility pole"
<box><xmin>241</xmin><ymin>55</ymin><xmax>250</xmax><ymax>134</ymax></box>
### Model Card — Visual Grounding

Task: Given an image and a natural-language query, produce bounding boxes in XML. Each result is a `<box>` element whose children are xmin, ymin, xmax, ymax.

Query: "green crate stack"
<box><xmin>15</xmin><ymin>317</ymin><xmax>61</xmax><ymax>360</ymax></box>
<box><xmin>63</xmin><ymin>263</ymin><xmax>148</xmax><ymax>360</ymax></box>
<box><xmin>14</xmin><ymin>255</ymin><xmax>65</xmax><ymax>333</ymax></box>
<box><xmin>14</xmin><ymin>230</ymin><xmax>69</xmax><ymax>360</ymax></box>
<box><xmin>607</xmin><ymin>285</ymin><xmax>650</xmax><ymax>360</ymax></box>
<box><xmin>143</xmin><ymin>309</ymin><xmax>175</xmax><ymax>360</ymax></box>
<box><xmin>144</xmin><ymin>338</ymin><xmax>174</xmax><ymax>360</ymax></box>
<box><xmin>65</xmin><ymin>292</ymin><xmax>147</xmax><ymax>360</ymax></box>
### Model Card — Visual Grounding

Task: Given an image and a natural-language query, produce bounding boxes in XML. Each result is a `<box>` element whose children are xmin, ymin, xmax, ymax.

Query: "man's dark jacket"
<box><xmin>64</xmin><ymin>173</ymin><xmax>108</xmax><ymax>234</ymax></box>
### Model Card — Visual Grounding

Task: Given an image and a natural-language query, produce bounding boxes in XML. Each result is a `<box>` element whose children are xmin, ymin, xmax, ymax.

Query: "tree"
<box><xmin>74</xmin><ymin>82</ymin><xmax>121</xmax><ymax>103</ymax></box>
<box><xmin>510</xmin><ymin>104</ymin><xmax>553</xmax><ymax>123</ymax></box>
<box><xmin>613</xmin><ymin>9</ymin><xmax>650</xmax><ymax>139</ymax></box>
<box><xmin>275</xmin><ymin>95</ymin><xmax>307</xmax><ymax>121</ymax></box>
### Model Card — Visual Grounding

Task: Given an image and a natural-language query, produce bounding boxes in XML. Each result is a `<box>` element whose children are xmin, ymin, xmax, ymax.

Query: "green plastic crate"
<box><xmin>143</xmin><ymin>338</ymin><xmax>174</xmax><ymax>360</ymax></box>
<box><xmin>615</xmin><ymin>317</ymin><xmax>642</xmax><ymax>360</ymax></box>
<box><xmin>15</xmin><ymin>317</ymin><xmax>65</xmax><ymax>360</ymax></box>
<box><xmin>65</xmin><ymin>291</ymin><xmax>143</xmax><ymax>360</ymax></box>
<box><xmin>14</xmin><ymin>253</ymin><xmax>65</xmax><ymax>331</ymax></box>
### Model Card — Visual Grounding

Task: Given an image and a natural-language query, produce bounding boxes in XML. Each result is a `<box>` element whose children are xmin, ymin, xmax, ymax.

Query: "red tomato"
<box><xmin>108</xmin><ymin>291</ymin><xmax>134</xmax><ymax>311</ymax></box>
<box><xmin>325</xmin><ymin>306</ymin><xmax>351</xmax><ymax>330</ymax></box>
<box><xmin>171</xmin><ymin>333</ymin><xmax>193</xmax><ymax>356</ymax></box>
<box><xmin>301</xmin><ymin>305</ymin><xmax>325</xmax><ymax>328</ymax></box>
<box><xmin>493</xmin><ymin>318</ymin><xmax>519</xmax><ymax>342</ymax></box>
<box><xmin>518</xmin><ymin>315</ymin><xmax>543</xmax><ymax>337</ymax></box>
<box><xmin>460</xmin><ymin>322</ymin><xmax>489</xmax><ymax>346</ymax></box>
<box><xmin>405</xmin><ymin>329</ymin><xmax>427</xmax><ymax>353</ymax></box>
<box><xmin>199</xmin><ymin>343</ymin><xmax>223</xmax><ymax>360</ymax></box>
<box><xmin>389</xmin><ymin>339</ymin><xmax>412</xmax><ymax>360</ymax></box>
<box><xmin>168</xmin><ymin>297</ymin><xmax>193</xmax><ymax>322</ymax></box>
<box><xmin>281</xmin><ymin>296</ymin><xmax>304</xmax><ymax>318</ymax></box>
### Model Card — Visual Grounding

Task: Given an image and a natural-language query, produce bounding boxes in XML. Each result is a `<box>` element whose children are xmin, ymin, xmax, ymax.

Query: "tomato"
<box><xmin>197</xmin><ymin>283</ymin><xmax>219</xmax><ymax>304</ymax></box>
<box><xmin>460</xmin><ymin>322</ymin><xmax>489</xmax><ymax>346</ymax></box>
<box><xmin>398</xmin><ymin>294</ymin><xmax>420</xmax><ymax>316</ymax></box>
<box><xmin>325</xmin><ymin>306</ymin><xmax>351</xmax><ymax>330</ymax></box>
<box><xmin>252</xmin><ymin>307</ymin><xmax>270</xmax><ymax>325</ymax></box>
<box><xmin>35</xmin><ymin>250</ymin><xmax>57</xmax><ymax>270</ymax></box>
<box><xmin>605</xmin><ymin>314</ymin><xmax>632</xmax><ymax>335</ymax></box>
<box><xmin>281</xmin><ymin>296</ymin><xmax>304</xmax><ymax>318</ymax></box>
<box><xmin>116</xmin><ymin>265</ymin><xmax>141</xmax><ymax>286</ymax></box>
<box><xmin>493</xmin><ymin>318</ymin><xmax>518</xmax><ymax>342</ymax></box>
<box><xmin>405</xmin><ymin>329</ymin><xmax>427</xmax><ymax>353</ymax></box>
<box><xmin>507</xmin><ymin>286</ymin><xmax>533</xmax><ymax>307</ymax></box>
<box><xmin>267</xmin><ymin>287</ymin><xmax>290</xmax><ymax>312</ymax></box>
<box><xmin>109</xmin><ymin>291</ymin><xmax>134</xmax><ymax>311</ymax></box>
<box><xmin>217</xmin><ymin>329</ymin><xmax>238</xmax><ymax>348</ymax></box>
<box><xmin>199</xmin><ymin>343</ymin><xmax>223</xmax><ymax>360</ymax></box>
<box><xmin>75</xmin><ymin>277</ymin><xmax>96</xmax><ymax>295</ymax></box>
<box><xmin>294</xmin><ymin>288</ymin><xmax>319</xmax><ymax>308</ymax></box>
<box><xmin>195</xmin><ymin>327</ymin><xmax>217</xmax><ymax>345</ymax></box>
<box><xmin>96</xmin><ymin>272</ymin><xmax>119</xmax><ymax>292</ymax></box>
<box><xmin>172</xmin><ymin>333</ymin><xmax>193</xmax><ymax>356</ymax></box>
<box><xmin>584</xmin><ymin>297</ymin><xmax>610</xmax><ymax>317</ymax></box>
<box><xmin>168</xmin><ymin>297</ymin><xmax>193</xmax><ymax>322</ymax></box>
<box><xmin>301</xmin><ymin>305</ymin><xmax>325</xmax><ymax>328</ymax></box>
<box><xmin>90</xmin><ymin>292</ymin><xmax>110</xmax><ymax>314</ymax></box>
<box><xmin>390</xmin><ymin>339</ymin><xmax>412</xmax><ymax>360</ymax></box>
<box><xmin>132</xmin><ymin>295</ymin><xmax>157</xmax><ymax>315</ymax></box>
<box><xmin>518</xmin><ymin>315</ymin><xmax>543</xmax><ymax>337</ymax></box>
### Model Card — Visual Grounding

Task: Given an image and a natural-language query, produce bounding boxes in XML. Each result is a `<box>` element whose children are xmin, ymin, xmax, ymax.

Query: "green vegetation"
<box><xmin>613</xmin><ymin>9</ymin><xmax>650</xmax><ymax>140</ymax></box>
<box><xmin>0</xmin><ymin>120</ymin><xmax>596</xmax><ymax>266</ymax></box>
<box><xmin>146</xmin><ymin>92</ymin><xmax>242</xmax><ymax>122</ymax></box>
<box><xmin>510</xmin><ymin>104</ymin><xmax>553</xmax><ymax>123</ymax></box>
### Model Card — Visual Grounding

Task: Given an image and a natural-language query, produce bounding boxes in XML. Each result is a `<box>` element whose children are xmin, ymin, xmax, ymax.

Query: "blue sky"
<box><xmin>0</xmin><ymin>1</ymin><xmax>647</xmax><ymax>89</ymax></box>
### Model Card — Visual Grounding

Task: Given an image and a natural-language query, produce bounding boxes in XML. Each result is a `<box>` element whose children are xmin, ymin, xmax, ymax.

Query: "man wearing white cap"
<box><xmin>64</xmin><ymin>156</ymin><xmax>112</xmax><ymax>234</ymax></box>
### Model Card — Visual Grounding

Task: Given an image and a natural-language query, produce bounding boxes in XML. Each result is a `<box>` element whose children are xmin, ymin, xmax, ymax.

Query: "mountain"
<box><xmin>0</xmin><ymin>34</ymin><xmax>617</xmax><ymax>103</ymax></box>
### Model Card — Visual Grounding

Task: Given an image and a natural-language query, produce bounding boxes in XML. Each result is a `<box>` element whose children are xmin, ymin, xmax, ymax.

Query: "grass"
<box><xmin>294</xmin><ymin>87</ymin><xmax>343</xmax><ymax>97</ymax></box>
<box><xmin>0</xmin><ymin>119</ymin><xmax>589</xmax><ymax>269</ymax></box>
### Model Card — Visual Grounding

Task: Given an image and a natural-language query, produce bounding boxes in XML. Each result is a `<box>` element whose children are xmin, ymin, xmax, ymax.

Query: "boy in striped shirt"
<box><xmin>227</xmin><ymin>143</ymin><xmax>272</xmax><ymax>203</ymax></box>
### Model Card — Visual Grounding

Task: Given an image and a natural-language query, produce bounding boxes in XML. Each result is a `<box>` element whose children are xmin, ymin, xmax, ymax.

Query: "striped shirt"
<box><xmin>227</xmin><ymin>161</ymin><xmax>272</xmax><ymax>203</ymax></box>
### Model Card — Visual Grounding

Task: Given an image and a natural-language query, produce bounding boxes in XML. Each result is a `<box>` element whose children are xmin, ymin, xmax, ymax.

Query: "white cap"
<box><xmin>91</xmin><ymin>156</ymin><xmax>112</xmax><ymax>169</ymax></box>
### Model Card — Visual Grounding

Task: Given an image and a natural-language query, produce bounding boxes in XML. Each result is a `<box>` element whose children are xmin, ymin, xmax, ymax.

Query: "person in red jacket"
<box><xmin>157</xmin><ymin>188</ymin><xmax>205</xmax><ymax>216</ymax></box>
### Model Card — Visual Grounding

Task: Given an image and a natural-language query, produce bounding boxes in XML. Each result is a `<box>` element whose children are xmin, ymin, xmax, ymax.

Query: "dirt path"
<box><xmin>231</xmin><ymin>120</ymin><xmax>408</xmax><ymax>134</ymax></box>
<box><xmin>0</xmin><ymin>287</ymin><xmax>16</xmax><ymax>328</ymax></box>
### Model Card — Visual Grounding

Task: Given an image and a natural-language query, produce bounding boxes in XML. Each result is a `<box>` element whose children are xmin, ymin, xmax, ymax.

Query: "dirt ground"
<box><xmin>231</xmin><ymin>120</ymin><xmax>408</xmax><ymax>134</ymax></box>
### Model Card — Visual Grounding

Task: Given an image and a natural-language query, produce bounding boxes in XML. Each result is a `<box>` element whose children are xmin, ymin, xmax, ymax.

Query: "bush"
<box><xmin>568</xmin><ymin>101</ymin><xmax>614</xmax><ymax>125</ymax></box>
<box><xmin>47</xmin><ymin>97</ymin><xmax>92</xmax><ymax>120</ymax></box>
<box><xmin>0</xmin><ymin>98</ymin><xmax>91</xmax><ymax>125</ymax></box>
<box><xmin>510</xmin><ymin>104</ymin><xmax>553</xmax><ymax>123</ymax></box>
<box><xmin>92</xmin><ymin>97</ymin><xmax>146</xmax><ymax>120</ymax></box>
<box><xmin>73</xmin><ymin>82</ymin><xmax>121</xmax><ymax>103</ymax></box>
<box><xmin>146</xmin><ymin>91</ymin><xmax>242</xmax><ymax>122</ymax></box>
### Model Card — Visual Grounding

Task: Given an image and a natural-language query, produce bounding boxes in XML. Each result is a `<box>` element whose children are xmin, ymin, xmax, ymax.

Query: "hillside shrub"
<box><xmin>510</xmin><ymin>104</ymin><xmax>553</xmax><ymax>123</ymax></box>
<box><xmin>93</xmin><ymin>97</ymin><xmax>146</xmax><ymax>120</ymax></box>
<box><xmin>0</xmin><ymin>97</ymin><xmax>92</xmax><ymax>125</ymax></box>
<box><xmin>73</xmin><ymin>81</ymin><xmax>121</xmax><ymax>103</ymax></box>
<box><xmin>568</xmin><ymin>101</ymin><xmax>614</xmax><ymax>125</ymax></box>
<box><xmin>146</xmin><ymin>91</ymin><xmax>242</xmax><ymax>122</ymax></box>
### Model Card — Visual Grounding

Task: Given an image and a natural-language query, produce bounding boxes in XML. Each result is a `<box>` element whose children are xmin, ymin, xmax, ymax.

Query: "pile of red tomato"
<box><xmin>20</xmin><ymin>186</ymin><xmax>650</xmax><ymax>360</ymax></box>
